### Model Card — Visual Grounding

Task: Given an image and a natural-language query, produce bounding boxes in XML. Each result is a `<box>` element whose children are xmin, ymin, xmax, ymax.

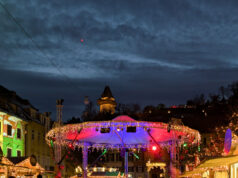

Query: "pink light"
<box><xmin>68</xmin><ymin>143</ymin><xmax>73</xmax><ymax>149</ymax></box>
<box><xmin>152</xmin><ymin>146</ymin><xmax>157</xmax><ymax>151</ymax></box>
<box><xmin>80</xmin><ymin>39</ymin><xmax>84</xmax><ymax>42</ymax></box>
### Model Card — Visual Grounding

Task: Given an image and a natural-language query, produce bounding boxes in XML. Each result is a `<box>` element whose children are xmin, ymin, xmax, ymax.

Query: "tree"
<box><xmin>66</xmin><ymin>117</ymin><xmax>82</xmax><ymax>124</ymax></box>
<box><xmin>208</xmin><ymin>94</ymin><xmax>220</xmax><ymax>106</ymax></box>
<box><xmin>81</xmin><ymin>98</ymin><xmax>96</xmax><ymax>122</ymax></box>
<box><xmin>186</xmin><ymin>94</ymin><xmax>206</xmax><ymax>106</ymax></box>
<box><xmin>157</xmin><ymin>103</ymin><xmax>166</xmax><ymax>109</ymax></box>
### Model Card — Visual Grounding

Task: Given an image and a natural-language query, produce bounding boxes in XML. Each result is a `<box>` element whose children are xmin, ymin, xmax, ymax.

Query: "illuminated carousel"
<box><xmin>46</xmin><ymin>115</ymin><xmax>200</xmax><ymax>178</ymax></box>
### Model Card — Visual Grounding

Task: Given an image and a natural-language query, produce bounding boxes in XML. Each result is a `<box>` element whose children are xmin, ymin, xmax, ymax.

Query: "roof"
<box><xmin>197</xmin><ymin>155</ymin><xmax>238</xmax><ymax>168</ymax></box>
<box><xmin>0</xmin><ymin>85</ymin><xmax>49</xmax><ymax>123</ymax></box>
<box><xmin>50</xmin><ymin>115</ymin><xmax>200</xmax><ymax>149</ymax></box>
<box><xmin>112</xmin><ymin>115</ymin><xmax>136</xmax><ymax>122</ymax></box>
<box><xmin>180</xmin><ymin>169</ymin><xmax>204</xmax><ymax>177</ymax></box>
<box><xmin>101</xmin><ymin>86</ymin><xmax>113</xmax><ymax>98</ymax></box>
<box><xmin>7</xmin><ymin>156</ymin><xmax>28</xmax><ymax>164</ymax></box>
<box><xmin>0</xmin><ymin>157</ymin><xmax>14</xmax><ymax>166</ymax></box>
<box><xmin>0</xmin><ymin>85</ymin><xmax>37</xmax><ymax>110</ymax></box>
<box><xmin>180</xmin><ymin>155</ymin><xmax>238</xmax><ymax>177</ymax></box>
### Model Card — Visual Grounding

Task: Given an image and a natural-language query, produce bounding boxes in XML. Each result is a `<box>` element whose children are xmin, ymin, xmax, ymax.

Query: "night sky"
<box><xmin>1</xmin><ymin>0</ymin><xmax>238</xmax><ymax>121</ymax></box>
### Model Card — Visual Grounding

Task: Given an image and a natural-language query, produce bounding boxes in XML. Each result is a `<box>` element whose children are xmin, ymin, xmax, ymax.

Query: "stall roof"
<box><xmin>8</xmin><ymin>156</ymin><xmax>28</xmax><ymax>164</ymax></box>
<box><xmin>180</xmin><ymin>170</ymin><xmax>203</xmax><ymax>177</ymax></box>
<box><xmin>197</xmin><ymin>155</ymin><xmax>238</xmax><ymax>168</ymax></box>
<box><xmin>180</xmin><ymin>155</ymin><xmax>238</xmax><ymax>177</ymax></box>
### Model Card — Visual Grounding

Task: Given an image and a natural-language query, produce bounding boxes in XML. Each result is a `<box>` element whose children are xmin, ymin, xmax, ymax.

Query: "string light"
<box><xmin>46</xmin><ymin>120</ymin><xmax>201</xmax><ymax>149</ymax></box>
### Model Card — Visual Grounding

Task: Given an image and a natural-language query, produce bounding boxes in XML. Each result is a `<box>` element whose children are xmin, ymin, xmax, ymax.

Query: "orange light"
<box><xmin>152</xmin><ymin>146</ymin><xmax>157</xmax><ymax>151</ymax></box>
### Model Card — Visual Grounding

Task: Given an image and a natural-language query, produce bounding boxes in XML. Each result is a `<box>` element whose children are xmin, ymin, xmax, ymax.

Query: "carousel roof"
<box><xmin>112</xmin><ymin>115</ymin><xmax>136</xmax><ymax>122</ymax></box>
<box><xmin>46</xmin><ymin>115</ymin><xmax>200</xmax><ymax>149</ymax></box>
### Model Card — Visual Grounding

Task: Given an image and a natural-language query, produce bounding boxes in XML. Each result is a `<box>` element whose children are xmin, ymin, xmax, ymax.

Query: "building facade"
<box><xmin>0</xmin><ymin>111</ymin><xmax>26</xmax><ymax>157</ymax></box>
<box><xmin>24</xmin><ymin>111</ymin><xmax>54</xmax><ymax>172</ymax></box>
<box><xmin>0</xmin><ymin>85</ymin><xmax>54</xmax><ymax>174</ymax></box>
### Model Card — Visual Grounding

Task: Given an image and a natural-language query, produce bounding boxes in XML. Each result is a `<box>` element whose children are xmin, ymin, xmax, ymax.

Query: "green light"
<box><xmin>102</xmin><ymin>149</ymin><xmax>107</xmax><ymax>156</ymax></box>
<box><xmin>50</xmin><ymin>140</ymin><xmax>54</xmax><ymax>148</ymax></box>
<box><xmin>183</xmin><ymin>143</ymin><xmax>187</xmax><ymax>147</ymax></box>
<box><xmin>132</xmin><ymin>152</ymin><xmax>139</xmax><ymax>159</ymax></box>
<box><xmin>198</xmin><ymin>146</ymin><xmax>200</xmax><ymax>152</ymax></box>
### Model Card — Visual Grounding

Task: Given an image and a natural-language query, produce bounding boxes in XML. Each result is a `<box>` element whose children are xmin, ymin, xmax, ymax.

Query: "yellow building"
<box><xmin>97</xmin><ymin>86</ymin><xmax>117</xmax><ymax>114</ymax></box>
<box><xmin>24</xmin><ymin>108</ymin><xmax>55</xmax><ymax>173</ymax></box>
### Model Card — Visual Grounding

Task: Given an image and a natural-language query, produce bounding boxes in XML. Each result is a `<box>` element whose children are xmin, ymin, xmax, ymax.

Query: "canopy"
<box><xmin>46</xmin><ymin>115</ymin><xmax>200</xmax><ymax>178</ymax></box>
<box><xmin>197</xmin><ymin>155</ymin><xmax>238</xmax><ymax>169</ymax></box>
<box><xmin>46</xmin><ymin>115</ymin><xmax>200</xmax><ymax>149</ymax></box>
<box><xmin>180</xmin><ymin>155</ymin><xmax>238</xmax><ymax>177</ymax></box>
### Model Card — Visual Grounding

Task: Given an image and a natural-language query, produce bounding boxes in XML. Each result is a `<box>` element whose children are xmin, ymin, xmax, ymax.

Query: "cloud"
<box><xmin>1</xmin><ymin>0</ymin><xmax>238</xmax><ymax>120</ymax></box>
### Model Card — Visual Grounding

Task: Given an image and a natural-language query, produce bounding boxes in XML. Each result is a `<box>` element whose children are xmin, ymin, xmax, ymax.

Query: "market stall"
<box><xmin>180</xmin><ymin>155</ymin><xmax>238</xmax><ymax>178</ymax></box>
<box><xmin>0</xmin><ymin>155</ymin><xmax>50</xmax><ymax>177</ymax></box>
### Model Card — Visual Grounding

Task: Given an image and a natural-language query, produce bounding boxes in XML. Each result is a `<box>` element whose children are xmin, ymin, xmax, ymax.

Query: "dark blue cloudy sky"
<box><xmin>0</xmin><ymin>0</ymin><xmax>238</xmax><ymax>120</ymax></box>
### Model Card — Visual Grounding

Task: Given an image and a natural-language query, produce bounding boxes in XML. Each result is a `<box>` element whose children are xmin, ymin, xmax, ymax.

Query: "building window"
<box><xmin>116</xmin><ymin>153</ymin><xmax>122</xmax><ymax>161</ymax></box>
<box><xmin>110</xmin><ymin>153</ymin><xmax>114</xmax><ymax>162</ymax></box>
<box><xmin>43</xmin><ymin>133</ymin><xmax>45</xmax><ymax>141</ymax></box>
<box><xmin>203</xmin><ymin>137</ymin><xmax>207</xmax><ymax>145</ymax></box>
<box><xmin>7</xmin><ymin>125</ymin><xmax>12</xmax><ymax>136</ymax></box>
<box><xmin>32</xmin><ymin>130</ymin><xmax>34</xmax><ymax>140</ymax></box>
<box><xmin>17</xmin><ymin>150</ymin><xmax>21</xmax><ymax>157</ymax></box>
<box><xmin>129</xmin><ymin>155</ymin><xmax>134</xmax><ymax>162</ymax></box>
<box><xmin>7</xmin><ymin>148</ymin><xmax>12</xmax><ymax>157</ymax></box>
<box><xmin>128</xmin><ymin>167</ymin><xmax>134</xmax><ymax>172</ymax></box>
<box><xmin>138</xmin><ymin>166</ymin><xmax>143</xmax><ymax>172</ymax></box>
<box><xmin>17</xmin><ymin>128</ymin><xmax>21</xmax><ymax>139</ymax></box>
<box><xmin>38</xmin><ymin>132</ymin><xmax>40</xmax><ymax>142</ymax></box>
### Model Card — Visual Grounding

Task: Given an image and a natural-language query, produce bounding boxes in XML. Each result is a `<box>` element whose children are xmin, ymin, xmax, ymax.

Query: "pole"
<box><xmin>56</xmin><ymin>99</ymin><xmax>64</xmax><ymax>164</ymax></box>
<box><xmin>124</xmin><ymin>151</ymin><xmax>128</xmax><ymax>178</ymax></box>
<box><xmin>170</xmin><ymin>137</ymin><xmax>176</xmax><ymax>178</ymax></box>
<box><xmin>83</xmin><ymin>143</ymin><xmax>88</xmax><ymax>178</ymax></box>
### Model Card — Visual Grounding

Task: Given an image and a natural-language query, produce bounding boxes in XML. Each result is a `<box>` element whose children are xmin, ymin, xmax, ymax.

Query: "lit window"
<box><xmin>17</xmin><ymin>128</ymin><xmax>21</xmax><ymax>139</ymax></box>
<box><xmin>7</xmin><ymin>125</ymin><xmax>12</xmax><ymax>136</ymax></box>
